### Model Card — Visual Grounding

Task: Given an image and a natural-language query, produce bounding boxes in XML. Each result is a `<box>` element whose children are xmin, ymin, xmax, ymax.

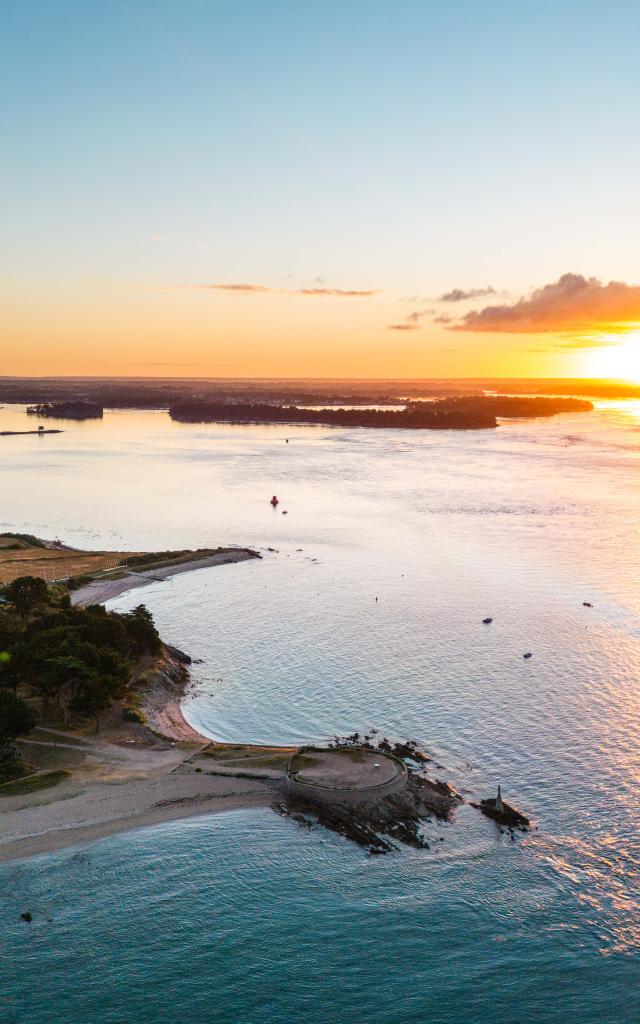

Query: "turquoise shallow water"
<box><xmin>2</xmin><ymin>810</ymin><xmax>637</xmax><ymax>1024</ymax></box>
<box><xmin>0</xmin><ymin>401</ymin><xmax>639</xmax><ymax>1020</ymax></box>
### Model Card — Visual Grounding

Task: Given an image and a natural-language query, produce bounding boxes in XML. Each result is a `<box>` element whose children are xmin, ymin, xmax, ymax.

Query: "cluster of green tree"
<box><xmin>0</xmin><ymin>576</ymin><xmax>161</xmax><ymax>772</ymax></box>
<box><xmin>0</xmin><ymin>532</ymin><xmax>47</xmax><ymax>548</ymax></box>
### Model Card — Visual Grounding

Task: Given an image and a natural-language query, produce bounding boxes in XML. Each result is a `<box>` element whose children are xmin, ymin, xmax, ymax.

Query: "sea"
<box><xmin>0</xmin><ymin>400</ymin><xmax>638</xmax><ymax>1023</ymax></box>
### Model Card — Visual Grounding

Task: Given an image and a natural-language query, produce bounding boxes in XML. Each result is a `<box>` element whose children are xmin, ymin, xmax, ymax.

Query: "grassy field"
<box><xmin>0</xmin><ymin>535</ymin><xmax>238</xmax><ymax>585</ymax></box>
<box><xmin>0</xmin><ymin>535</ymin><xmax>131</xmax><ymax>584</ymax></box>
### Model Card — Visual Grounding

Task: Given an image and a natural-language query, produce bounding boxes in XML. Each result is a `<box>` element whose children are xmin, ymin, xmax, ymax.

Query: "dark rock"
<box><xmin>20</xmin><ymin>912</ymin><xmax>33</xmax><ymax>923</ymax></box>
<box><xmin>472</xmin><ymin>797</ymin><xmax>530</xmax><ymax>831</ymax></box>
<box><xmin>276</xmin><ymin>763</ymin><xmax>461</xmax><ymax>854</ymax></box>
<box><xmin>165</xmin><ymin>644</ymin><xmax>192</xmax><ymax>665</ymax></box>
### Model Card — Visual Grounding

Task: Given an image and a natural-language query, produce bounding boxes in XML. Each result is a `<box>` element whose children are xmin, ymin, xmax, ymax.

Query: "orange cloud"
<box><xmin>453</xmin><ymin>273</ymin><xmax>640</xmax><ymax>337</ymax></box>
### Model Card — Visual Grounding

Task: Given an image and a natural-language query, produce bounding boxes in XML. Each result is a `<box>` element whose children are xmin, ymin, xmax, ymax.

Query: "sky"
<box><xmin>3</xmin><ymin>0</ymin><xmax>640</xmax><ymax>379</ymax></box>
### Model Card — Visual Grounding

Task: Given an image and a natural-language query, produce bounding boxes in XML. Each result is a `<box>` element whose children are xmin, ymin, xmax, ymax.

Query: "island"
<box><xmin>26</xmin><ymin>401</ymin><xmax>104</xmax><ymax>420</ymax></box>
<box><xmin>168</xmin><ymin>395</ymin><xmax>592</xmax><ymax>431</ymax></box>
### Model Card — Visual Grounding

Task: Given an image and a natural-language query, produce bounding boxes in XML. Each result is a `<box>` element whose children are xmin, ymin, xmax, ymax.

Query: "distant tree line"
<box><xmin>169</xmin><ymin>400</ymin><xmax>499</xmax><ymax>430</ymax></box>
<box><xmin>25</xmin><ymin>401</ymin><xmax>103</xmax><ymax>420</ymax></box>
<box><xmin>169</xmin><ymin>395</ymin><xmax>592</xmax><ymax>431</ymax></box>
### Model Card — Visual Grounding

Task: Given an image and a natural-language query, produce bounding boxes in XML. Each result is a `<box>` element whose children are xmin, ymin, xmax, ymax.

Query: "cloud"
<box><xmin>198</xmin><ymin>283</ymin><xmax>378</xmax><ymax>297</ymax></box>
<box><xmin>453</xmin><ymin>273</ymin><xmax>640</xmax><ymax>338</ymax></box>
<box><xmin>387</xmin><ymin>308</ymin><xmax>435</xmax><ymax>332</ymax></box>
<box><xmin>439</xmin><ymin>286</ymin><xmax>496</xmax><ymax>302</ymax></box>
<box><xmin>203</xmin><ymin>283</ymin><xmax>274</xmax><ymax>294</ymax></box>
<box><xmin>298</xmin><ymin>287</ymin><xmax>378</xmax><ymax>297</ymax></box>
<box><xmin>432</xmin><ymin>313</ymin><xmax>454</xmax><ymax>324</ymax></box>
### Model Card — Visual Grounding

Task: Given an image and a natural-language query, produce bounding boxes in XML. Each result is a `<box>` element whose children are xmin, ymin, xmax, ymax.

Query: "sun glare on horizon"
<box><xmin>583</xmin><ymin>331</ymin><xmax>640</xmax><ymax>383</ymax></box>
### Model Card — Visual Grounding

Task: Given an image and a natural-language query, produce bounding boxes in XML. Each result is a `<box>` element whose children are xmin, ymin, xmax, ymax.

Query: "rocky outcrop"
<box><xmin>164</xmin><ymin>644</ymin><xmax>192</xmax><ymax>665</ymax></box>
<box><xmin>276</xmin><ymin>761</ymin><xmax>462</xmax><ymax>854</ymax></box>
<box><xmin>472</xmin><ymin>797</ymin><xmax>530</xmax><ymax>831</ymax></box>
<box><xmin>136</xmin><ymin>645</ymin><xmax>205</xmax><ymax>743</ymax></box>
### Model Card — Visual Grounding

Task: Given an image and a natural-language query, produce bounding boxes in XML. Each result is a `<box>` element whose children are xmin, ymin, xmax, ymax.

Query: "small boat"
<box><xmin>270</xmin><ymin>495</ymin><xmax>279</xmax><ymax>506</ymax></box>
<box><xmin>483</xmin><ymin>617</ymin><xmax>493</xmax><ymax>624</ymax></box>
<box><xmin>523</xmin><ymin>652</ymin><xmax>533</xmax><ymax>660</ymax></box>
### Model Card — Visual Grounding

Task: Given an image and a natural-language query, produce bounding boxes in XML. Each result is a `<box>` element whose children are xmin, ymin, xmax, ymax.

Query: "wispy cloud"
<box><xmin>196</xmin><ymin>283</ymin><xmax>379</xmax><ymax>297</ymax></box>
<box><xmin>453</xmin><ymin>273</ymin><xmax>640</xmax><ymax>340</ymax></box>
<box><xmin>298</xmin><ymin>287</ymin><xmax>377</xmax><ymax>297</ymax></box>
<box><xmin>202</xmin><ymin>283</ymin><xmax>274</xmax><ymax>294</ymax></box>
<box><xmin>386</xmin><ymin>308</ymin><xmax>435</xmax><ymax>332</ymax></box>
<box><xmin>439</xmin><ymin>286</ymin><xmax>496</xmax><ymax>303</ymax></box>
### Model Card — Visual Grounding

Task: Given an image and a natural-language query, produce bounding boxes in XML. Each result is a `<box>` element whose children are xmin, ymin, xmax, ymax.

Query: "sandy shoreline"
<box><xmin>0</xmin><ymin>546</ymin><xmax>273</xmax><ymax>865</ymax></box>
<box><xmin>71</xmin><ymin>547</ymin><xmax>259</xmax><ymax>607</ymax></box>
<box><xmin>0</xmin><ymin>755</ymin><xmax>274</xmax><ymax>864</ymax></box>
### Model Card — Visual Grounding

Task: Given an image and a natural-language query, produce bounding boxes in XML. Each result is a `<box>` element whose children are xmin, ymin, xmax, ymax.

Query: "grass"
<box><xmin>0</xmin><ymin>769</ymin><xmax>71</xmax><ymax>796</ymax></box>
<box><xmin>0</xmin><ymin>532</ymin><xmax>47</xmax><ymax>548</ymax></box>
<box><xmin>201</xmin><ymin>742</ymin><xmax>295</xmax><ymax>764</ymax></box>
<box><xmin>289</xmin><ymin>753</ymin><xmax>316</xmax><ymax>772</ymax></box>
<box><xmin>336</xmin><ymin>748</ymin><xmax>367</xmax><ymax>763</ymax></box>
<box><xmin>0</xmin><ymin>538</ymin><xmax>249</xmax><ymax>585</ymax></box>
<box><xmin>0</xmin><ymin>544</ymin><xmax>131</xmax><ymax>584</ymax></box>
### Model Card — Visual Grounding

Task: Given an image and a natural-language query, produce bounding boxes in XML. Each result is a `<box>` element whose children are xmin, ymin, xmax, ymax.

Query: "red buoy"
<box><xmin>270</xmin><ymin>495</ymin><xmax>279</xmax><ymax>506</ymax></box>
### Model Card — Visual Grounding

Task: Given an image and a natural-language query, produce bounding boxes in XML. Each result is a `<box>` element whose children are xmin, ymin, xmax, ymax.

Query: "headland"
<box><xmin>0</xmin><ymin>534</ymin><xmax>529</xmax><ymax>864</ymax></box>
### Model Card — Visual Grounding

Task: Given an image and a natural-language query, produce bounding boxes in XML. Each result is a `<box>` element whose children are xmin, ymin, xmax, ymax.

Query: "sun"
<box><xmin>583</xmin><ymin>332</ymin><xmax>640</xmax><ymax>382</ymax></box>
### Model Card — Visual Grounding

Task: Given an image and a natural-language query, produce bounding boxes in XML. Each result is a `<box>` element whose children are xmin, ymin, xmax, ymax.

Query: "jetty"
<box><xmin>1</xmin><ymin>428</ymin><xmax>63</xmax><ymax>436</ymax></box>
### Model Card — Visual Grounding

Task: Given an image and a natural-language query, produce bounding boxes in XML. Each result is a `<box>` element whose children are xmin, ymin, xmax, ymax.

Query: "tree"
<box><xmin>124</xmin><ymin>605</ymin><xmax>161</xmax><ymax>656</ymax></box>
<box><xmin>0</xmin><ymin>690</ymin><xmax>36</xmax><ymax>756</ymax></box>
<box><xmin>5</xmin><ymin>576</ymin><xmax>48</xmax><ymax>621</ymax></box>
<box><xmin>73</xmin><ymin>669</ymin><xmax>124</xmax><ymax>734</ymax></box>
<box><xmin>36</xmin><ymin>656</ymin><xmax>93</xmax><ymax>720</ymax></box>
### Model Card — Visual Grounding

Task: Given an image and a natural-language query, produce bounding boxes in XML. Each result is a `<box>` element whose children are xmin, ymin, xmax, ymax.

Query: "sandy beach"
<box><xmin>0</xmin><ymin>546</ymin><xmax>275</xmax><ymax>864</ymax></box>
<box><xmin>0</xmin><ymin>738</ymin><xmax>274</xmax><ymax>864</ymax></box>
<box><xmin>0</xmin><ymin>650</ymin><xmax>288</xmax><ymax>864</ymax></box>
<box><xmin>71</xmin><ymin>547</ymin><xmax>259</xmax><ymax>606</ymax></box>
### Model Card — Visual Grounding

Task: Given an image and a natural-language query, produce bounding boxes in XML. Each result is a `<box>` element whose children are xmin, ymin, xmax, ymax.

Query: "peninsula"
<box><xmin>0</xmin><ymin>532</ymin><xmax>259</xmax><ymax>590</ymax></box>
<box><xmin>0</xmin><ymin>536</ymin><xmax>529</xmax><ymax>864</ymax></box>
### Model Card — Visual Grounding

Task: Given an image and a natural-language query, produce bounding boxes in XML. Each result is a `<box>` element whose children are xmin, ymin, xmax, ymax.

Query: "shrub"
<box><xmin>122</xmin><ymin>706</ymin><xmax>146</xmax><ymax>724</ymax></box>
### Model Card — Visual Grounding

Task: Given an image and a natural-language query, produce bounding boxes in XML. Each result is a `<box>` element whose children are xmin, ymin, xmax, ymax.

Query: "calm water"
<box><xmin>1</xmin><ymin>401</ymin><xmax>639</xmax><ymax>1022</ymax></box>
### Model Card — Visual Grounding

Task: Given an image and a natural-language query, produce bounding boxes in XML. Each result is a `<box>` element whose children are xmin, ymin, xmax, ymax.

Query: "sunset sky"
<box><xmin>3</xmin><ymin>1</ymin><xmax>640</xmax><ymax>379</ymax></box>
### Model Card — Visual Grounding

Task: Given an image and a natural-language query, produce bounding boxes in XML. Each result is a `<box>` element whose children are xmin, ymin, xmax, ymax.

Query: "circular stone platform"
<box><xmin>286</xmin><ymin>747</ymin><xmax>405</xmax><ymax>804</ymax></box>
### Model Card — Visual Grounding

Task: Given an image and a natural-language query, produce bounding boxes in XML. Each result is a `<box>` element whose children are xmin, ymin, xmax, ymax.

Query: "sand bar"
<box><xmin>71</xmin><ymin>548</ymin><xmax>258</xmax><ymax>606</ymax></box>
